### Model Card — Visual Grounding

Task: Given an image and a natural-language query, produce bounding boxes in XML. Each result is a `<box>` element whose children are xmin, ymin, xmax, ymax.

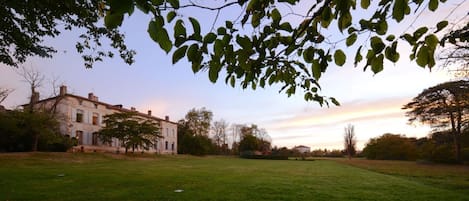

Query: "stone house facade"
<box><xmin>32</xmin><ymin>85</ymin><xmax>177</xmax><ymax>154</ymax></box>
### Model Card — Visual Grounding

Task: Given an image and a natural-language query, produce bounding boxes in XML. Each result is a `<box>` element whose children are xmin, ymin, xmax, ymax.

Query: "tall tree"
<box><xmin>3</xmin><ymin>0</ymin><xmax>466</xmax><ymax>105</ymax></box>
<box><xmin>403</xmin><ymin>80</ymin><xmax>469</xmax><ymax>161</ymax></box>
<box><xmin>185</xmin><ymin>107</ymin><xmax>213</xmax><ymax>136</ymax></box>
<box><xmin>343</xmin><ymin>124</ymin><xmax>356</xmax><ymax>159</ymax></box>
<box><xmin>99</xmin><ymin>111</ymin><xmax>161</xmax><ymax>153</ymax></box>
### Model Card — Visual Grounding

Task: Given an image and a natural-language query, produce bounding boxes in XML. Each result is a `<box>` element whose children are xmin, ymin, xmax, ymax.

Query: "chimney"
<box><xmin>131</xmin><ymin>107</ymin><xmax>136</xmax><ymax>111</ymax></box>
<box><xmin>88</xmin><ymin>93</ymin><xmax>98</xmax><ymax>101</ymax></box>
<box><xmin>59</xmin><ymin>85</ymin><xmax>67</xmax><ymax>96</ymax></box>
<box><xmin>165</xmin><ymin>115</ymin><xmax>169</xmax><ymax>121</ymax></box>
<box><xmin>147</xmin><ymin>110</ymin><xmax>152</xmax><ymax>116</ymax></box>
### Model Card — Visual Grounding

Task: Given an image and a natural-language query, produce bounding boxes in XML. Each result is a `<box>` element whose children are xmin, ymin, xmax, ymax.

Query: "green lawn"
<box><xmin>0</xmin><ymin>153</ymin><xmax>468</xmax><ymax>201</ymax></box>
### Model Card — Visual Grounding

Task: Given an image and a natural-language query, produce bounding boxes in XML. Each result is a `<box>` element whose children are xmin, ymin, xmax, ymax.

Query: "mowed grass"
<box><xmin>0</xmin><ymin>153</ymin><xmax>467</xmax><ymax>201</ymax></box>
<box><xmin>329</xmin><ymin>157</ymin><xmax>469</xmax><ymax>195</ymax></box>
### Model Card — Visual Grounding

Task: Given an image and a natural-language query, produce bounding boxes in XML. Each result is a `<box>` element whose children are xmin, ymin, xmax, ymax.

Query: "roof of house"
<box><xmin>25</xmin><ymin>93</ymin><xmax>178</xmax><ymax>125</ymax></box>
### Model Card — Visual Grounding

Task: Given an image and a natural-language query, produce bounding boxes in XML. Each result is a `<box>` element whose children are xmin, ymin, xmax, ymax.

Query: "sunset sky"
<box><xmin>1</xmin><ymin>1</ymin><xmax>468</xmax><ymax>150</ymax></box>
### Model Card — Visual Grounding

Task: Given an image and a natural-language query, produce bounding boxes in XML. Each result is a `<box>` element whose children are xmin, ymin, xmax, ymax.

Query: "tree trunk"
<box><xmin>449</xmin><ymin>111</ymin><xmax>461</xmax><ymax>161</ymax></box>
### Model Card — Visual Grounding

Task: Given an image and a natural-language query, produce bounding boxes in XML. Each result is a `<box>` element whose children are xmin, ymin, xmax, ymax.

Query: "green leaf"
<box><xmin>330</xmin><ymin>97</ymin><xmax>340</xmax><ymax>106</ymax></box>
<box><xmin>189</xmin><ymin>17</ymin><xmax>201</xmax><ymax>35</ymax></box>
<box><xmin>361</xmin><ymin>0</ymin><xmax>370</xmax><ymax>9</ymax></box>
<box><xmin>236</xmin><ymin>36</ymin><xmax>252</xmax><ymax>49</ymax></box>
<box><xmin>217</xmin><ymin>27</ymin><xmax>226</xmax><ymax>35</ymax></box>
<box><xmin>435</xmin><ymin>21</ymin><xmax>448</xmax><ymax>33</ymax></box>
<box><xmin>187</xmin><ymin>44</ymin><xmax>199</xmax><ymax>62</ymax></box>
<box><xmin>226</xmin><ymin>21</ymin><xmax>233</xmax><ymax>29</ymax></box>
<box><xmin>214</xmin><ymin>39</ymin><xmax>224</xmax><ymax>56</ymax></box>
<box><xmin>104</xmin><ymin>13</ymin><xmax>124</xmax><ymax>29</ymax></box>
<box><xmin>429</xmin><ymin>0</ymin><xmax>438</xmax><ymax>11</ymax></box>
<box><xmin>321</xmin><ymin>7</ymin><xmax>332</xmax><ymax>28</ymax></box>
<box><xmin>338</xmin><ymin>12</ymin><xmax>352</xmax><ymax>32</ymax></box>
<box><xmin>174</xmin><ymin>20</ymin><xmax>186</xmax><ymax>38</ymax></box>
<box><xmin>413</xmin><ymin>27</ymin><xmax>428</xmax><ymax>40</ymax></box>
<box><xmin>167</xmin><ymin>0</ymin><xmax>180</xmax><ymax>9</ymax></box>
<box><xmin>209</xmin><ymin>61</ymin><xmax>221</xmax><ymax>83</ymax></box>
<box><xmin>252</xmin><ymin>12</ymin><xmax>261</xmax><ymax>28</ymax></box>
<box><xmin>303</xmin><ymin>47</ymin><xmax>315</xmax><ymax>63</ymax></box>
<box><xmin>385</xmin><ymin>45</ymin><xmax>400</xmax><ymax>63</ymax></box>
<box><xmin>416</xmin><ymin>46</ymin><xmax>429</xmax><ymax>67</ymax></box>
<box><xmin>392</xmin><ymin>0</ymin><xmax>408</xmax><ymax>22</ymax></box>
<box><xmin>204</xmin><ymin>33</ymin><xmax>217</xmax><ymax>44</ymax></box>
<box><xmin>376</xmin><ymin>20</ymin><xmax>388</xmax><ymax>35</ymax></box>
<box><xmin>312</xmin><ymin>60</ymin><xmax>321</xmax><ymax>80</ymax></box>
<box><xmin>271</xmin><ymin>8</ymin><xmax>281</xmax><ymax>23</ymax></box>
<box><xmin>230</xmin><ymin>76</ymin><xmax>235</xmax><ymax>87</ymax></box>
<box><xmin>425</xmin><ymin>34</ymin><xmax>438</xmax><ymax>49</ymax></box>
<box><xmin>371</xmin><ymin>54</ymin><xmax>384</xmax><ymax>74</ymax></box>
<box><xmin>167</xmin><ymin>11</ymin><xmax>176</xmax><ymax>23</ymax></box>
<box><xmin>280</xmin><ymin>23</ymin><xmax>293</xmax><ymax>32</ymax></box>
<box><xmin>172</xmin><ymin>45</ymin><xmax>187</xmax><ymax>64</ymax></box>
<box><xmin>402</xmin><ymin>33</ymin><xmax>415</xmax><ymax>45</ymax></box>
<box><xmin>386</xmin><ymin>35</ymin><xmax>395</xmax><ymax>41</ymax></box>
<box><xmin>334</xmin><ymin>50</ymin><xmax>346</xmax><ymax>66</ymax></box>
<box><xmin>370</xmin><ymin>36</ymin><xmax>385</xmax><ymax>53</ymax></box>
<box><xmin>354</xmin><ymin>46</ymin><xmax>363</xmax><ymax>67</ymax></box>
<box><xmin>346</xmin><ymin>33</ymin><xmax>357</xmax><ymax>46</ymax></box>
<box><xmin>135</xmin><ymin>0</ymin><xmax>150</xmax><ymax>13</ymax></box>
<box><xmin>148</xmin><ymin>20</ymin><xmax>172</xmax><ymax>53</ymax></box>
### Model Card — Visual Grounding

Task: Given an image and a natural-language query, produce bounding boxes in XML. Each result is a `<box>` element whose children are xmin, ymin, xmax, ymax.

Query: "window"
<box><xmin>94</xmin><ymin>104</ymin><xmax>98</xmax><ymax>109</ymax></box>
<box><xmin>76</xmin><ymin>109</ymin><xmax>84</xmax><ymax>123</ymax></box>
<box><xmin>165</xmin><ymin>141</ymin><xmax>168</xmax><ymax>150</ymax></box>
<box><xmin>171</xmin><ymin>142</ymin><xmax>174</xmax><ymax>151</ymax></box>
<box><xmin>154</xmin><ymin>140</ymin><xmax>158</xmax><ymax>150</ymax></box>
<box><xmin>92</xmin><ymin>113</ymin><xmax>99</xmax><ymax>125</ymax></box>
<box><xmin>166</xmin><ymin>128</ymin><xmax>169</xmax><ymax>137</ymax></box>
<box><xmin>76</xmin><ymin>131</ymin><xmax>83</xmax><ymax>145</ymax></box>
<box><xmin>92</xmin><ymin>132</ymin><xmax>99</xmax><ymax>145</ymax></box>
<box><xmin>172</xmin><ymin>129</ymin><xmax>175</xmax><ymax>137</ymax></box>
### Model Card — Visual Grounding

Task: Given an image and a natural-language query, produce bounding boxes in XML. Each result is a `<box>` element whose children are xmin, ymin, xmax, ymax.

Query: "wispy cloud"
<box><xmin>266</xmin><ymin>97</ymin><xmax>411</xmax><ymax>131</ymax></box>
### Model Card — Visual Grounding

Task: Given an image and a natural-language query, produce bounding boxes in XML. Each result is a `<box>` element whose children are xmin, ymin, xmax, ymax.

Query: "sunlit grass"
<box><xmin>0</xmin><ymin>153</ymin><xmax>468</xmax><ymax>201</ymax></box>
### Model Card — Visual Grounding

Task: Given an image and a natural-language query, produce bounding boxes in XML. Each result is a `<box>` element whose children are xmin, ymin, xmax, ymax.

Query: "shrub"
<box><xmin>363</xmin><ymin>133</ymin><xmax>417</xmax><ymax>160</ymax></box>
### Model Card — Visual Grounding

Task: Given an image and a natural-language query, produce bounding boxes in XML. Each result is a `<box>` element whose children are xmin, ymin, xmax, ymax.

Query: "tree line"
<box><xmin>177</xmin><ymin>107</ymin><xmax>272</xmax><ymax>156</ymax></box>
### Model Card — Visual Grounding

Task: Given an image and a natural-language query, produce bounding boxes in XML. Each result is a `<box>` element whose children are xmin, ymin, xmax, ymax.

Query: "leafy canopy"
<box><xmin>101</xmin><ymin>0</ymin><xmax>455</xmax><ymax>105</ymax></box>
<box><xmin>2</xmin><ymin>0</ymin><xmax>462</xmax><ymax>105</ymax></box>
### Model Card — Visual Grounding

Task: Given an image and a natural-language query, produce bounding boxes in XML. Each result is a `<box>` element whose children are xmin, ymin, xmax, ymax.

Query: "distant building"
<box><xmin>28</xmin><ymin>85</ymin><xmax>177</xmax><ymax>154</ymax></box>
<box><xmin>293</xmin><ymin>145</ymin><xmax>311</xmax><ymax>153</ymax></box>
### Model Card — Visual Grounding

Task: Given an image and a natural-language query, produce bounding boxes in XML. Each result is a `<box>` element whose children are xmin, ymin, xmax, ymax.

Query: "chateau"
<box><xmin>31</xmin><ymin>85</ymin><xmax>177</xmax><ymax>154</ymax></box>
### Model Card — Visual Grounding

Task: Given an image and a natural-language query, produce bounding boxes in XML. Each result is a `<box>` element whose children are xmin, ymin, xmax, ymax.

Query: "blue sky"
<box><xmin>1</xmin><ymin>1</ymin><xmax>468</xmax><ymax>150</ymax></box>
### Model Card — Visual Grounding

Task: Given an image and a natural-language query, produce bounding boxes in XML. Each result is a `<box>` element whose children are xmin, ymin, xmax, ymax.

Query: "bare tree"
<box><xmin>212</xmin><ymin>119</ymin><xmax>229</xmax><ymax>148</ymax></box>
<box><xmin>18</xmin><ymin>67</ymin><xmax>45</xmax><ymax>112</ymax></box>
<box><xmin>344</xmin><ymin>124</ymin><xmax>357</xmax><ymax>160</ymax></box>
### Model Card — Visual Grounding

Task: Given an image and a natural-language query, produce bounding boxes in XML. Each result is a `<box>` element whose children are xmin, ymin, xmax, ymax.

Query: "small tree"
<box><xmin>344</xmin><ymin>124</ymin><xmax>357</xmax><ymax>159</ymax></box>
<box><xmin>99</xmin><ymin>112</ymin><xmax>161</xmax><ymax>153</ymax></box>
